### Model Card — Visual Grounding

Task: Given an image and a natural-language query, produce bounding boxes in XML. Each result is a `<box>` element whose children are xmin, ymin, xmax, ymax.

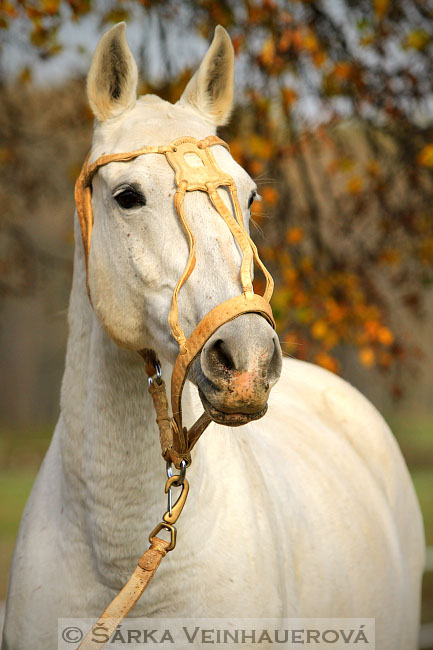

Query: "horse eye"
<box><xmin>248</xmin><ymin>191</ymin><xmax>257</xmax><ymax>210</ymax></box>
<box><xmin>114</xmin><ymin>189</ymin><xmax>146</xmax><ymax>210</ymax></box>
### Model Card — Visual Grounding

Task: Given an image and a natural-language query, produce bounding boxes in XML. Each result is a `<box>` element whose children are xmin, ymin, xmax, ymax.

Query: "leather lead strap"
<box><xmin>77</xmin><ymin>538</ymin><xmax>169</xmax><ymax>649</ymax></box>
<box><xmin>74</xmin><ymin>135</ymin><xmax>277</xmax><ymax>646</ymax></box>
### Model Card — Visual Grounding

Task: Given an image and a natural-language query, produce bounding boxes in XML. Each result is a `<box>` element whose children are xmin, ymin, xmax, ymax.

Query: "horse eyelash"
<box><xmin>248</xmin><ymin>190</ymin><xmax>260</xmax><ymax>209</ymax></box>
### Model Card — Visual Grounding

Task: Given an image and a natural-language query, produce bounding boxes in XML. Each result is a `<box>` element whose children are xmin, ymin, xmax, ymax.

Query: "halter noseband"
<box><xmin>75</xmin><ymin>135</ymin><xmax>275</xmax><ymax>468</ymax></box>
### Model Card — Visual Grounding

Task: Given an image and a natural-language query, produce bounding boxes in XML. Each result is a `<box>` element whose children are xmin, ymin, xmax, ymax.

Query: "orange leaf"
<box><xmin>379</xmin><ymin>249</ymin><xmax>401</xmax><ymax>265</ymax></box>
<box><xmin>417</xmin><ymin>144</ymin><xmax>433</xmax><ymax>167</ymax></box>
<box><xmin>18</xmin><ymin>66</ymin><xmax>32</xmax><ymax>84</ymax></box>
<box><xmin>261</xmin><ymin>186</ymin><xmax>278</xmax><ymax>205</ymax></box>
<box><xmin>419</xmin><ymin>238</ymin><xmax>433</xmax><ymax>263</ymax></box>
<box><xmin>248</xmin><ymin>135</ymin><xmax>273</xmax><ymax>159</ymax></box>
<box><xmin>228</xmin><ymin>139</ymin><xmax>244</xmax><ymax>163</ymax></box>
<box><xmin>303</xmin><ymin>31</ymin><xmax>318</xmax><ymax>53</ymax></box>
<box><xmin>1</xmin><ymin>2</ymin><xmax>18</xmax><ymax>18</ymax></box>
<box><xmin>283</xmin><ymin>267</ymin><xmax>298</xmax><ymax>284</ymax></box>
<box><xmin>346</xmin><ymin>176</ymin><xmax>363</xmax><ymax>195</ymax></box>
<box><xmin>282</xmin><ymin>87</ymin><xmax>298</xmax><ymax>110</ymax></box>
<box><xmin>367</xmin><ymin>160</ymin><xmax>381</xmax><ymax>176</ymax></box>
<box><xmin>364</xmin><ymin>320</ymin><xmax>380</xmax><ymax>339</ymax></box>
<box><xmin>42</xmin><ymin>0</ymin><xmax>60</xmax><ymax>14</ymax></box>
<box><xmin>359</xmin><ymin>347</ymin><xmax>375</xmax><ymax>368</ymax></box>
<box><xmin>278</xmin><ymin>29</ymin><xmax>292</xmax><ymax>53</ymax></box>
<box><xmin>377</xmin><ymin>326</ymin><xmax>394</xmax><ymax>346</ymax></box>
<box><xmin>378</xmin><ymin>351</ymin><xmax>393</xmax><ymax>368</ymax></box>
<box><xmin>249</xmin><ymin>160</ymin><xmax>264</xmax><ymax>176</ymax></box>
<box><xmin>311</xmin><ymin>320</ymin><xmax>328</xmax><ymax>340</ymax></box>
<box><xmin>323</xmin><ymin>331</ymin><xmax>338</xmax><ymax>350</ymax></box>
<box><xmin>315</xmin><ymin>352</ymin><xmax>340</xmax><ymax>374</ymax></box>
<box><xmin>373</xmin><ymin>0</ymin><xmax>389</xmax><ymax>20</ymax></box>
<box><xmin>259</xmin><ymin>37</ymin><xmax>276</xmax><ymax>67</ymax></box>
<box><xmin>334</xmin><ymin>61</ymin><xmax>353</xmax><ymax>81</ymax></box>
<box><xmin>0</xmin><ymin>147</ymin><xmax>14</xmax><ymax>164</ymax></box>
<box><xmin>312</xmin><ymin>50</ymin><xmax>326</xmax><ymax>67</ymax></box>
<box><xmin>231</xmin><ymin>34</ymin><xmax>243</xmax><ymax>55</ymax></box>
<box><xmin>285</xmin><ymin>226</ymin><xmax>304</xmax><ymax>245</ymax></box>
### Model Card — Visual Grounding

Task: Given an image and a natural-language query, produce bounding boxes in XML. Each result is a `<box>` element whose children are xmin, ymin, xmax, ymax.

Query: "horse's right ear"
<box><xmin>87</xmin><ymin>22</ymin><xmax>138</xmax><ymax>122</ymax></box>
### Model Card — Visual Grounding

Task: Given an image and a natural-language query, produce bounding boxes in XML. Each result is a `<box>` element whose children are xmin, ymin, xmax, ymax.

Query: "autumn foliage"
<box><xmin>1</xmin><ymin>0</ymin><xmax>433</xmax><ymax>394</ymax></box>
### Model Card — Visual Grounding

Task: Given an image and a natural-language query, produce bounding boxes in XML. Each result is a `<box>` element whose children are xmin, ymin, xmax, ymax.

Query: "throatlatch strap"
<box><xmin>75</xmin><ymin>135</ymin><xmax>276</xmax><ymax>463</ymax></box>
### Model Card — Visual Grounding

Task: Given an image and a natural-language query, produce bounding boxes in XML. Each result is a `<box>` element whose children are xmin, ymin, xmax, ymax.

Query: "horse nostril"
<box><xmin>266</xmin><ymin>337</ymin><xmax>282</xmax><ymax>388</ymax></box>
<box><xmin>207</xmin><ymin>338</ymin><xmax>235</xmax><ymax>374</ymax></box>
<box><xmin>200</xmin><ymin>316</ymin><xmax>283</xmax><ymax>402</ymax></box>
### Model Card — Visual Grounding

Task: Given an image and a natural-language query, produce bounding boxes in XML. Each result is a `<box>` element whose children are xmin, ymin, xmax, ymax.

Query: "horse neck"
<box><xmin>58</xmin><ymin>218</ymin><xmax>199</xmax><ymax>573</ymax></box>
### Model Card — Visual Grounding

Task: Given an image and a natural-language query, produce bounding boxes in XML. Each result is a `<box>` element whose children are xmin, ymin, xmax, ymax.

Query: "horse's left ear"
<box><xmin>178</xmin><ymin>25</ymin><xmax>234</xmax><ymax>126</ymax></box>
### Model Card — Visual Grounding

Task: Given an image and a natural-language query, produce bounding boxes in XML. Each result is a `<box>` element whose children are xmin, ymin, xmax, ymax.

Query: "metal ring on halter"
<box><xmin>166</xmin><ymin>459</ymin><xmax>187</xmax><ymax>485</ymax></box>
<box><xmin>147</xmin><ymin>361</ymin><xmax>162</xmax><ymax>387</ymax></box>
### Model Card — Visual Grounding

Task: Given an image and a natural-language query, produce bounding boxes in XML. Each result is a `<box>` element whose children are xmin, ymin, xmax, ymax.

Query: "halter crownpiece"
<box><xmin>75</xmin><ymin>135</ymin><xmax>275</xmax><ymax>468</ymax></box>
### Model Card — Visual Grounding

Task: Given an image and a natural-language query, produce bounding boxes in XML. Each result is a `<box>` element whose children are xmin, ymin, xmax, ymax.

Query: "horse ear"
<box><xmin>179</xmin><ymin>25</ymin><xmax>234</xmax><ymax>127</ymax></box>
<box><xmin>87</xmin><ymin>22</ymin><xmax>138</xmax><ymax>122</ymax></box>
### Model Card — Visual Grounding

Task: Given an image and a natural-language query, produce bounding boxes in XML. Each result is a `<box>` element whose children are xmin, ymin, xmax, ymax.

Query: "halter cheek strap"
<box><xmin>74</xmin><ymin>136</ymin><xmax>277</xmax><ymax>649</ymax></box>
<box><xmin>74</xmin><ymin>135</ymin><xmax>275</xmax><ymax>468</ymax></box>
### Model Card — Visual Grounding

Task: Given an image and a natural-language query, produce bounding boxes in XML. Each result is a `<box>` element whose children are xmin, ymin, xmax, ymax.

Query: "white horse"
<box><xmin>2</xmin><ymin>24</ymin><xmax>424</xmax><ymax>650</ymax></box>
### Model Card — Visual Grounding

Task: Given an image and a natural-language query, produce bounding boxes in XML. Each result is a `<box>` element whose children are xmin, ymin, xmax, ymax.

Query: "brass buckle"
<box><xmin>149</xmin><ymin>522</ymin><xmax>177</xmax><ymax>552</ymax></box>
<box><xmin>148</xmin><ymin>471</ymin><xmax>189</xmax><ymax>552</ymax></box>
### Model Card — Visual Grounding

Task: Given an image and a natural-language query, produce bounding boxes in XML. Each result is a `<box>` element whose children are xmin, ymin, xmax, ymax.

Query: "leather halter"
<box><xmin>75</xmin><ymin>135</ymin><xmax>275</xmax><ymax>468</ymax></box>
<box><xmin>74</xmin><ymin>135</ymin><xmax>276</xmax><ymax>648</ymax></box>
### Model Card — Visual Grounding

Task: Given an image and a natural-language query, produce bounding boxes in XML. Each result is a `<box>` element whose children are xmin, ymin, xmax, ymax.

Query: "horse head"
<box><xmin>82</xmin><ymin>22</ymin><xmax>282</xmax><ymax>427</ymax></box>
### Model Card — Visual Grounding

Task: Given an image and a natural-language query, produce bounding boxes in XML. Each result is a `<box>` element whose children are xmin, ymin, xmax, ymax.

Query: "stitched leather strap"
<box><xmin>74</xmin><ymin>134</ymin><xmax>277</xmax><ymax>650</ymax></box>
<box><xmin>75</xmin><ymin>135</ymin><xmax>275</xmax><ymax>467</ymax></box>
<box><xmin>170</xmin><ymin>293</ymin><xmax>275</xmax><ymax>432</ymax></box>
<box><xmin>168</xmin><ymin>183</ymin><xmax>196</xmax><ymax>352</ymax></box>
<box><xmin>74</xmin><ymin>136</ymin><xmax>229</xmax><ymax>287</ymax></box>
<box><xmin>142</xmin><ymin>295</ymin><xmax>274</xmax><ymax>468</ymax></box>
<box><xmin>77</xmin><ymin>538</ymin><xmax>169</xmax><ymax>649</ymax></box>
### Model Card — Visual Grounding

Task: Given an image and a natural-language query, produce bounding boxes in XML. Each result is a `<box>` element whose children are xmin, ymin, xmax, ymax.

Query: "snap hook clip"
<box><xmin>163</xmin><ymin>476</ymin><xmax>189</xmax><ymax>525</ymax></box>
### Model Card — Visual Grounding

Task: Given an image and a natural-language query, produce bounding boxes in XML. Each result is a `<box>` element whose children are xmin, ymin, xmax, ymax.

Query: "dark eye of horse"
<box><xmin>248</xmin><ymin>191</ymin><xmax>257</xmax><ymax>210</ymax></box>
<box><xmin>114</xmin><ymin>189</ymin><xmax>146</xmax><ymax>210</ymax></box>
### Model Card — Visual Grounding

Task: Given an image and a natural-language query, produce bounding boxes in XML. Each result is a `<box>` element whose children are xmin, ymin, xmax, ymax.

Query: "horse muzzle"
<box><xmin>196</xmin><ymin>314</ymin><xmax>282</xmax><ymax>427</ymax></box>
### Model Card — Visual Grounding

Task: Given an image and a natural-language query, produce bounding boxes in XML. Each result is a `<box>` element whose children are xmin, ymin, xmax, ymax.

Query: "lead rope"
<box><xmin>75</xmin><ymin>135</ymin><xmax>276</xmax><ymax>649</ymax></box>
<box><xmin>77</xmin><ymin>364</ymin><xmax>190</xmax><ymax>650</ymax></box>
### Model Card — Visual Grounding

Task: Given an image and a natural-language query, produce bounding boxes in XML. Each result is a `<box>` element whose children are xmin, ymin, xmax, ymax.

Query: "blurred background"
<box><xmin>0</xmin><ymin>0</ymin><xmax>432</xmax><ymax>645</ymax></box>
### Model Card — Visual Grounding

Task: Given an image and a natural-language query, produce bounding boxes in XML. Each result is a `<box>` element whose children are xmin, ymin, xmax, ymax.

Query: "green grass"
<box><xmin>0</xmin><ymin>426</ymin><xmax>51</xmax><ymax>471</ymax></box>
<box><xmin>0</xmin><ymin>470</ymin><xmax>36</xmax><ymax>599</ymax></box>
<box><xmin>0</xmin><ymin>425</ymin><xmax>51</xmax><ymax>598</ymax></box>
<box><xmin>388</xmin><ymin>414</ymin><xmax>433</xmax><ymax>469</ymax></box>
<box><xmin>0</xmin><ymin>470</ymin><xmax>36</xmax><ymax>538</ymax></box>
<box><xmin>412</xmin><ymin>469</ymin><xmax>433</xmax><ymax>547</ymax></box>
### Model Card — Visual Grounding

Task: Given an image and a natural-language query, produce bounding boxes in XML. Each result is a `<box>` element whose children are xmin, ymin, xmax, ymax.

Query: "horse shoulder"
<box><xmin>265</xmin><ymin>357</ymin><xmax>425</xmax><ymax>557</ymax></box>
